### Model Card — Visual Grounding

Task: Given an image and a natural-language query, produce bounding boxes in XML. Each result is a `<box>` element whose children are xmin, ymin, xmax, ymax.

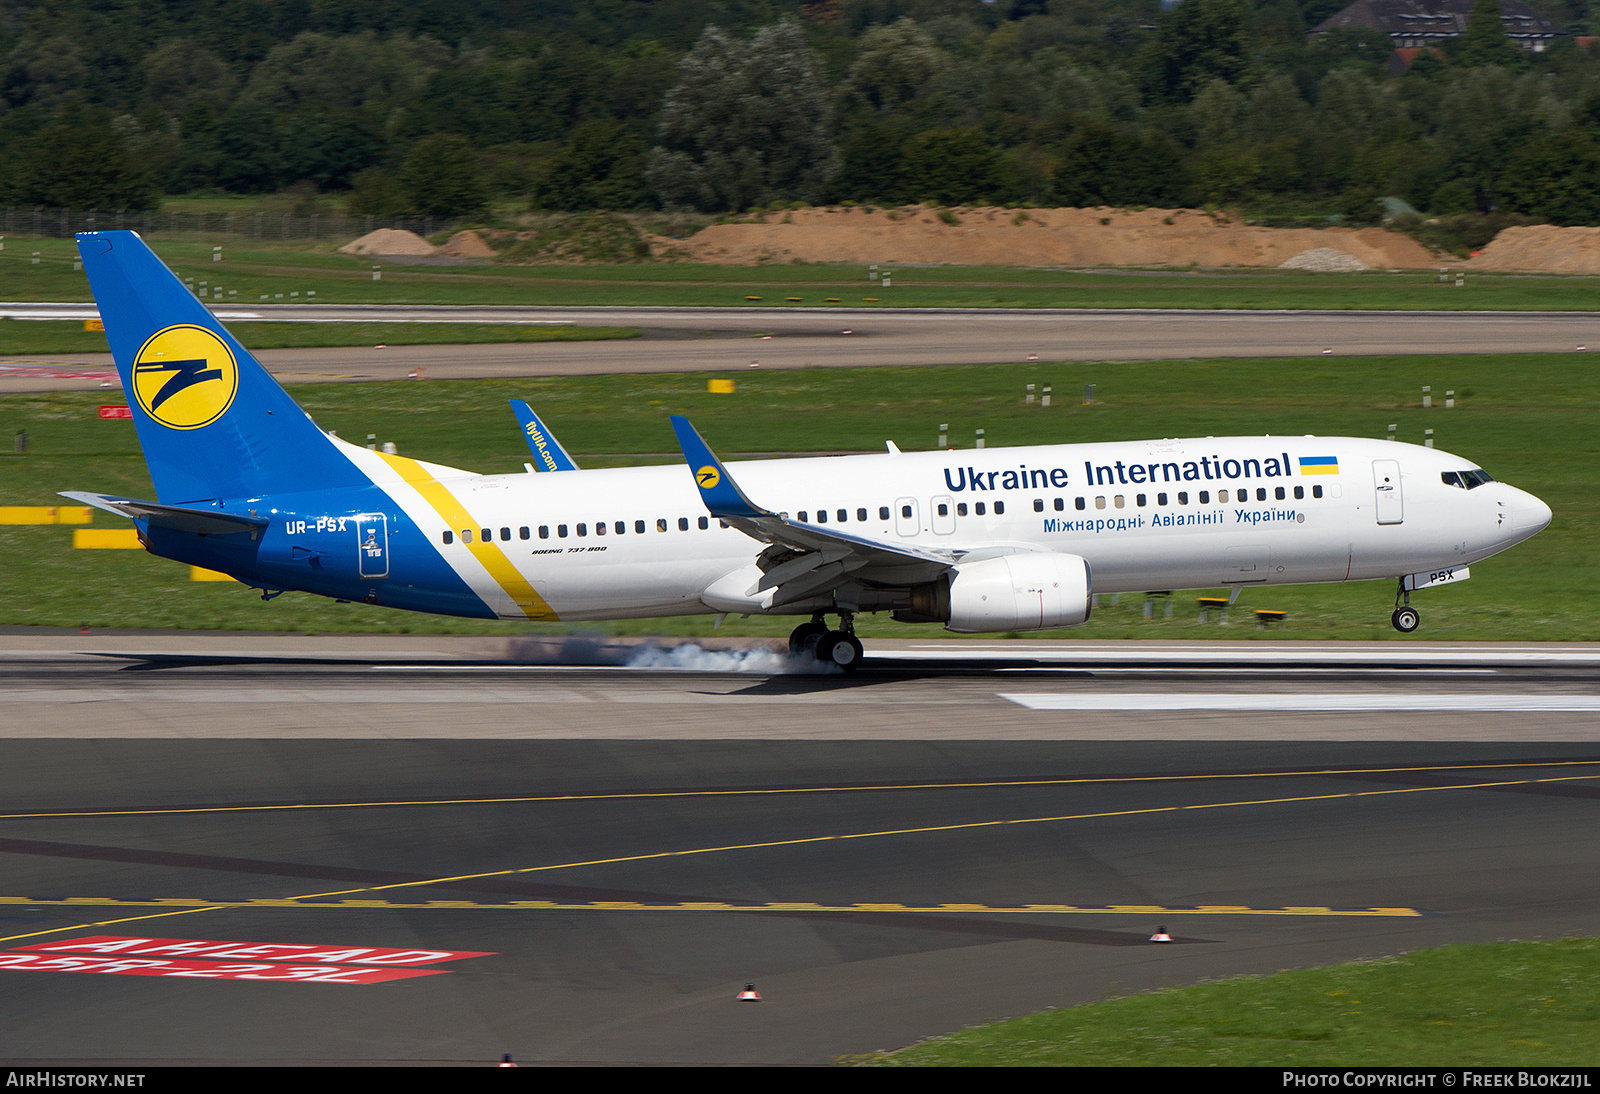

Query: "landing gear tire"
<box><xmin>1392</xmin><ymin>607</ymin><xmax>1420</xmax><ymax>633</ymax></box>
<box><xmin>815</xmin><ymin>631</ymin><xmax>864</xmax><ymax>672</ymax></box>
<box><xmin>788</xmin><ymin>621</ymin><xmax>829</xmax><ymax>657</ymax></box>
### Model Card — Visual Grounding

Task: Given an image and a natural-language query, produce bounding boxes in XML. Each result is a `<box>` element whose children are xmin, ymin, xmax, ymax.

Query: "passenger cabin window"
<box><xmin>798</xmin><ymin>511</ymin><xmax>809</xmax><ymax>522</ymax></box>
<box><xmin>462</xmin><ymin>529</ymin><xmax>473</xmax><ymax>543</ymax></box>
<box><xmin>480</xmin><ymin>528</ymin><xmax>491</xmax><ymax>541</ymax></box>
<box><xmin>957</xmin><ymin>503</ymin><xmax>967</xmax><ymax>516</ymax></box>
<box><xmin>1293</xmin><ymin>486</ymin><xmax>1304</xmax><ymax>500</ymax></box>
<box><xmin>558</xmin><ymin>525</ymin><xmax>568</xmax><ymax>538</ymax></box>
<box><xmin>1257</xmin><ymin>488</ymin><xmax>1267</xmax><ymax>501</ymax></box>
<box><xmin>837</xmin><ymin>509</ymin><xmax>847</xmax><ymax>522</ymax></box>
<box><xmin>539</xmin><ymin>526</ymin><xmax>549</xmax><ymax>539</ymax></box>
<box><xmin>595</xmin><ymin>522</ymin><xmax>605</xmax><ymax>535</ymax></box>
<box><xmin>1312</xmin><ymin>485</ymin><xmax>1323</xmax><ymax>498</ymax></box>
<box><xmin>635</xmin><ymin>520</ymin><xmax>646</xmax><ymax>534</ymax></box>
<box><xmin>500</xmin><ymin>527</ymin><xmax>510</xmax><ymax>541</ymax></box>
<box><xmin>576</xmin><ymin>523</ymin><xmax>587</xmax><ymax>537</ymax></box>
<box><xmin>994</xmin><ymin>501</ymin><xmax>1004</xmax><ymax>515</ymax></box>
<box><xmin>1157</xmin><ymin>493</ymin><xmax>1168</xmax><ymax>506</ymax></box>
<box><xmin>901</xmin><ymin>505</ymin><xmax>912</xmax><ymax>518</ymax></box>
<box><xmin>1054</xmin><ymin>498</ymin><xmax>1064</xmax><ymax>511</ymax></box>
<box><xmin>616</xmin><ymin>521</ymin><xmax>626</xmax><ymax>534</ymax></box>
<box><xmin>878</xmin><ymin>506</ymin><xmax>890</xmax><ymax>520</ymax></box>
<box><xmin>938</xmin><ymin>502</ymin><xmax>949</xmax><ymax>516</ymax></box>
<box><xmin>857</xmin><ymin>508</ymin><xmax>867</xmax><ymax>522</ymax></box>
<box><xmin>816</xmin><ymin>510</ymin><xmax>827</xmax><ymax>523</ymax></box>
<box><xmin>975</xmin><ymin>502</ymin><xmax>986</xmax><ymax>516</ymax></box>
<box><xmin>1275</xmin><ymin>487</ymin><xmax>1285</xmax><ymax>501</ymax></box>
<box><xmin>1075</xmin><ymin>497</ymin><xmax>1086</xmax><ymax>511</ymax></box>
<box><xmin>442</xmin><ymin>531</ymin><xmax>453</xmax><ymax>544</ymax></box>
<box><xmin>1178</xmin><ymin>492</ymin><xmax>1189</xmax><ymax>505</ymax></box>
<box><xmin>657</xmin><ymin>519</ymin><xmax>668</xmax><ymax>532</ymax></box>
<box><xmin>1136</xmin><ymin>494</ymin><xmax>1147</xmax><ymax>507</ymax></box>
<box><xmin>519</xmin><ymin>527</ymin><xmax>530</xmax><ymax>540</ymax></box>
<box><xmin>1033</xmin><ymin>499</ymin><xmax>1043</xmax><ymax>512</ymax></box>
<box><xmin>1199</xmin><ymin>491</ymin><xmax>1210</xmax><ymax>503</ymax></box>
<box><xmin>678</xmin><ymin>517</ymin><xmax>689</xmax><ymax>531</ymax></box>
<box><xmin>698</xmin><ymin>516</ymin><xmax>709</xmax><ymax>530</ymax></box>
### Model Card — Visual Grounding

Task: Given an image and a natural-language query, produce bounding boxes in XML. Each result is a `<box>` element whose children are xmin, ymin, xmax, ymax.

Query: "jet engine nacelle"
<box><xmin>943</xmin><ymin>551</ymin><xmax>1092</xmax><ymax>633</ymax></box>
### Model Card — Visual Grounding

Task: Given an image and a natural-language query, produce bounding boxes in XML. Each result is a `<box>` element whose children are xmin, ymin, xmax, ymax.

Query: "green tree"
<box><xmin>1455</xmin><ymin>0</ymin><xmax>1523</xmax><ymax>67</ymax></box>
<box><xmin>900</xmin><ymin>128</ymin><xmax>1001</xmax><ymax>205</ymax></box>
<box><xmin>400</xmin><ymin>133</ymin><xmax>488</xmax><ymax>216</ymax></box>
<box><xmin>534</xmin><ymin>119</ymin><xmax>649</xmax><ymax>210</ymax></box>
<box><xmin>648</xmin><ymin>21</ymin><xmax>837</xmax><ymax>212</ymax></box>
<box><xmin>1137</xmin><ymin>0</ymin><xmax>1252</xmax><ymax>104</ymax></box>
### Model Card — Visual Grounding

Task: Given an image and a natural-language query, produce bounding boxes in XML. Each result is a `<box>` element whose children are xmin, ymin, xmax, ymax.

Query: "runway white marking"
<box><xmin>1002</xmin><ymin>693</ymin><xmax>1600</xmax><ymax>712</ymax></box>
<box><xmin>895</xmin><ymin>645</ymin><xmax>1600</xmax><ymax>665</ymax></box>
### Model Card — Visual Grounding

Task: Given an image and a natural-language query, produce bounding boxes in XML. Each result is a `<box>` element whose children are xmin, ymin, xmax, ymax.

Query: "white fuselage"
<box><xmin>340</xmin><ymin>435</ymin><xmax>1551</xmax><ymax>624</ymax></box>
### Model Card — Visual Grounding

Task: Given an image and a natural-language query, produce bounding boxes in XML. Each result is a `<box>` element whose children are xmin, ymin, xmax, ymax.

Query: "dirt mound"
<box><xmin>438</xmin><ymin>230</ymin><xmax>497</xmax><ymax>259</ymax></box>
<box><xmin>1279</xmin><ymin>248</ymin><xmax>1369</xmax><ymax>272</ymax></box>
<box><xmin>338</xmin><ymin>229</ymin><xmax>437</xmax><ymax>257</ymax></box>
<box><xmin>656</xmin><ymin>206</ymin><xmax>1436</xmax><ymax>269</ymax></box>
<box><xmin>1465</xmin><ymin>225</ymin><xmax>1600</xmax><ymax>273</ymax></box>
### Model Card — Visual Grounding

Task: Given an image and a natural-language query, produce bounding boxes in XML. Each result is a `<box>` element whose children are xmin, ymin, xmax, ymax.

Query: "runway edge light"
<box><xmin>738</xmin><ymin>983</ymin><xmax>762</xmax><ymax>1001</ymax></box>
<box><xmin>1150</xmin><ymin>926</ymin><xmax>1173</xmax><ymax>943</ymax></box>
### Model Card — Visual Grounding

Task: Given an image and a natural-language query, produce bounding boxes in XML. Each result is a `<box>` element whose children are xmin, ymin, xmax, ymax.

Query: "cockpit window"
<box><xmin>1442</xmin><ymin>469</ymin><xmax>1495</xmax><ymax>490</ymax></box>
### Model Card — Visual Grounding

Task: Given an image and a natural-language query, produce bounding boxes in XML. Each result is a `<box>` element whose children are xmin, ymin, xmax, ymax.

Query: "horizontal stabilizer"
<box><xmin>509</xmin><ymin>401</ymin><xmax>579</xmax><ymax>471</ymax></box>
<box><xmin>59</xmin><ymin>491</ymin><xmax>269</xmax><ymax>536</ymax></box>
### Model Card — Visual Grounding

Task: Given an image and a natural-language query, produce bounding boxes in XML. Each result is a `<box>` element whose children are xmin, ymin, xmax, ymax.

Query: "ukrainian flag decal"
<box><xmin>1298</xmin><ymin>456</ymin><xmax>1340</xmax><ymax>476</ymax></box>
<box><xmin>132</xmin><ymin>325</ymin><xmax>239</xmax><ymax>430</ymax></box>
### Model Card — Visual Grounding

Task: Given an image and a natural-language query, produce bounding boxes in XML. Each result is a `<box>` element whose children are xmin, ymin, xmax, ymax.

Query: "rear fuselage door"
<box><xmin>1373</xmin><ymin>460</ymin><xmax>1403</xmax><ymax>525</ymax></box>
<box><xmin>356</xmin><ymin>513</ymin><xmax>389</xmax><ymax>578</ymax></box>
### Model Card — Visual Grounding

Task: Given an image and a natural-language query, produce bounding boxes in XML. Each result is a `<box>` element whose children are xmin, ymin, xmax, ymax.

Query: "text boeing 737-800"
<box><xmin>65</xmin><ymin>231</ymin><xmax>1551</xmax><ymax>671</ymax></box>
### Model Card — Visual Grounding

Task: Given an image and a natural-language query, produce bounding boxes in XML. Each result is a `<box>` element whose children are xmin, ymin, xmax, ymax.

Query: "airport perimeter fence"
<box><xmin>0</xmin><ymin>208</ymin><xmax>462</xmax><ymax>243</ymax></box>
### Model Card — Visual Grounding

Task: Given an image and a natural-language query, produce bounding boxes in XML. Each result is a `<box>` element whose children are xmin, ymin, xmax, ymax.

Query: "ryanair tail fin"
<box><xmin>77</xmin><ymin>231</ymin><xmax>366</xmax><ymax>504</ymax></box>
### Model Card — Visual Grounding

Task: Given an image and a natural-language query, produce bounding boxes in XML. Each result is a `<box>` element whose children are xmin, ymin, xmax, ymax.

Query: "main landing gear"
<box><xmin>788</xmin><ymin>612</ymin><xmax>864</xmax><ymax>672</ymax></box>
<box><xmin>1391</xmin><ymin>578</ymin><xmax>1420</xmax><ymax>633</ymax></box>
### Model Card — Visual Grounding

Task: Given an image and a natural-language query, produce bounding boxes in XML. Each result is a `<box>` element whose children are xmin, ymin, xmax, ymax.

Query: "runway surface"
<box><xmin>0</xmin><ymin>636</ymin><xmax>1596</xmax><ymax>1064</ymax></box>
<box><xmin>4</xmin><ymin>305</ymin><xmax>1599</xmax><ymax>392</ymax></box>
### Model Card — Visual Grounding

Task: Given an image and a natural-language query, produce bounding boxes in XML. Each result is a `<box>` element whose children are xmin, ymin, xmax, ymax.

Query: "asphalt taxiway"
<box><xmin>0</xmin><ymin>636</ymin><xmax>1596</xmax><ymax>1064</ymax></box>
<box><xmin>4</xmin><ymin>305</ymin><xmax>1600</xmax><ymax>392</ymax></box>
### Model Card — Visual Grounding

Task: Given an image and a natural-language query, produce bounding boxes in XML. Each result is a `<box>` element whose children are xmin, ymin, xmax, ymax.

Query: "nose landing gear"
<box><xmin>1392</xmin><ymin>578</ymin><xmax>1420</xmax><ymax>632</ymax></box>
<box><xmin>788</xmin><ymin>612</ymin><xmax>864</xmax><ymax>671</ymax></box>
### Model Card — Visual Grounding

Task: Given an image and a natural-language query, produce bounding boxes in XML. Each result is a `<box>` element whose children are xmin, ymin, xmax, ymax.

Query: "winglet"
<box><xmin>509</xmin><ymin>401</ymin><xmax>579</xmax><ymax>471</ymax></box>
<box><xmin>669</xmin><ymin>416</ymin><xmax>768</xmax><ymax>520</ymax></box>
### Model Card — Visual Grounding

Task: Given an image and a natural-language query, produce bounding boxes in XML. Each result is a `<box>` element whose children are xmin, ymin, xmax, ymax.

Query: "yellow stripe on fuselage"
<box><xmin>375</xmin><ymin>452</ymin><xmax>558</xmax><ymax>621</ymax></box>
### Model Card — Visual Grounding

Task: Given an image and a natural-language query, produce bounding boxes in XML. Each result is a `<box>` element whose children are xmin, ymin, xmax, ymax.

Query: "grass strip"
<box><xmin>854</xmin><ymin>939</ymin><xmax>1600</xmax><ymax>1066</ymax></box>
<box><xmin>3</xmin><ymin>239</ymin><xmax>1597</xmax><ymax>311</ymax></box>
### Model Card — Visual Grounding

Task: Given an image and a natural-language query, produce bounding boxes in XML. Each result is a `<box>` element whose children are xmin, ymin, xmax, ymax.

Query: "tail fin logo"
<box><xmin>696</xmin><ymin>465</ymin><xmax>720</xmax><ymax>489</ymax></box>
<box><xmin>132</xmin><ymin>325</ymin><xmax>238</xmax><ymax>430</ymax></box>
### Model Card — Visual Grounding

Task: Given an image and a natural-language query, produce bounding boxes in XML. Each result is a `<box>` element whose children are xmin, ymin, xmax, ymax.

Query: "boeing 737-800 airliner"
<box><xmin>65</xmin><ymin>232</ymin><xmax>1552</xmax><ymax>670</ymax></box>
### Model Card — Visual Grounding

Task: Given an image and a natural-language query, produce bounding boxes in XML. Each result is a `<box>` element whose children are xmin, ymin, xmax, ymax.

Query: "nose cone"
<box><xmin>1509</xmin><ymin>488</ymin><xmax>1552</xmax><ymax>541</ymax></box>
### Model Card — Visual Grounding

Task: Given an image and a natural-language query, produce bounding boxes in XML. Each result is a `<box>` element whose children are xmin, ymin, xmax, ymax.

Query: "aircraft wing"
<box><xmin>60</xmin><ymin>491</ymin><xmax>269</xmax><ymax>537</ymax></box>
<box><xmin>510</xmin><ymin>401</ymin><xmax>579</xmax><ymax>471</ymax></box>
<box><xmin>670</xmin><ymin>417</ymin><xmax>954</xmax><ymax>605</ymax></box>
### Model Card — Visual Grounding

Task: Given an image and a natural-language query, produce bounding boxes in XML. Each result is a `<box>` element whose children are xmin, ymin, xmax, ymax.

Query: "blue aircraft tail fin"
<box><xmin>77</xmin><ymin>231</ymin><xmax>366</xmax><ymax>504</ymax></box>
<box><xmin>509</xmin><ymin>400</ymin><xmax>580</xmax><ymax>471</ymax></box>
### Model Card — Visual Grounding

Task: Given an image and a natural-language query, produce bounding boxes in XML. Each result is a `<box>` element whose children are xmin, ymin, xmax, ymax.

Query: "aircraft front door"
<box><xmin>356</xmin><ymin>513</ymin><xmax>389</xmax><ymax>578</ymax></box>
<box><xmin>1372</xmin><ymin>460</ymin><xmax>1403</xmax><ymax>525</ymax></box>
<box><xmin>895</xmin><ymin>497</ymin><xmax>920</xmax><ymax>537</ymax></box>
